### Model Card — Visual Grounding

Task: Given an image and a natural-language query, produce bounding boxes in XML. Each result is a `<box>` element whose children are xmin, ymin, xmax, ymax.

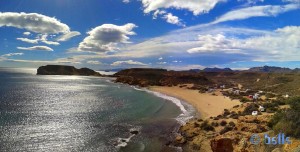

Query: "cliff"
<box><xmin>37</xmin><ymin>65</ymin><xmax>102</xmax><ymax>76</ymax></box>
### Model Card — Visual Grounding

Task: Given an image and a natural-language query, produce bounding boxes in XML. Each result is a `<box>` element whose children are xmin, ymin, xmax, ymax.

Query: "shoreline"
<box><xmin>131</xmin><ymin>86</ymin><xmax>197</xmax><ymax>124</ymax></box>
<box><xmin>149</xmin><ymin>85</ymin><xmax>241</xmax><ymax>119</ymax></box>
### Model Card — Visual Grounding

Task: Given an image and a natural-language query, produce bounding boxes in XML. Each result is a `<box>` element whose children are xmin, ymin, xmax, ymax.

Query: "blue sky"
<box><xmin>0</xmin><ymin>0</ymin><xmax>300</xmax><ymax>70</ymax></box>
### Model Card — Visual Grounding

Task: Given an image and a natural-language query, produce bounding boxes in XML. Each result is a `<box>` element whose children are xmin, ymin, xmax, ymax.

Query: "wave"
<box><xmin>132</xmin><ymin>86</ymin><xmax>196</xmax><ymax>124</ymax></box>
<box><xmin>115</xmin><ymin>126</ymin><xmax>142</xmax><ymax>148</ymax></box>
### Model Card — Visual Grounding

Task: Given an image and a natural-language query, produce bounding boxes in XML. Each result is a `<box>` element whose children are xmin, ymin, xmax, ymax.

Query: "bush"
<box><xmin>220</xmin><ymin>126</ymin><xmax>233</xmax><ymax>135</ymax></box>
<box><xmin>229</xmin><ymin>121</ymin><xmax>235</xmax><ymax>127</ymax></box>
<box><xmin>266</xmin><ymin>93</ymin><xmax>276</xmax><ymax>98</ymax></box>
<box><xmin>266</xmin><ymin>107</ymin><xmax>278</xmax><ymax>113</ymax></box>
<box><xmin>223</xmin><ymin>109</ymin><xmax>230</xmax><ymax>117</ymax></box>
<box><xmin>268</xmin><ymin>97</ymin><xmax>300</xmax><ymax>138</ymax></box>
<box><xmin>231</xmin><ymin>114</ymin><xmax>239</xmax><ymax>119</ymax></box>
<box><xmin>243</xmin><ymin>103</ymin><xmax>259</xmax><ymax>115</ymax></box>
<box><xmin>263</xmin><ymin>102</ymin><xmax>279</xmax><ymax>110</ymax></box>
<box><xmin>213</xmin><ymin>117</ymin><xmax>219</xmax><ymax>120</ymax></box>
<box><xmin>211</xmin><ymin>122</ymin><xmax>219</xmax><ymax>127</ymax></box>
<box><xmin>233</xmin><ymin>105</ymin><xmax>239</xmax><ymax>108</ymax></box>
<box><xmin>200</xmin><ymin>121</ymin><xmax>215</xmax><ymax>131</ymax></box>
<box><xmin>220</xmin><ymin>120</ymin><xmax>227</xmax><ymax>126</ymax></box>
<box><xmin>240</xmin><ymin>97</ymin><xmax>250</xmax><ymax>103</ymax></box>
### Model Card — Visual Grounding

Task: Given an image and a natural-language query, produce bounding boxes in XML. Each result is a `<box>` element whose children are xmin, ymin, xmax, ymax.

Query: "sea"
<box><xmin>0</xmin><ymin>68</ymin><xmax>196</xmax><ymax>152</ymax></box>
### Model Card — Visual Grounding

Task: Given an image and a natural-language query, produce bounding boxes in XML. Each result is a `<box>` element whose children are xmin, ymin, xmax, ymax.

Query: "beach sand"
<box><xmin>149</xmin><ymin>86</ymin><xmax>241</xmax><ymax>119</ymax></box>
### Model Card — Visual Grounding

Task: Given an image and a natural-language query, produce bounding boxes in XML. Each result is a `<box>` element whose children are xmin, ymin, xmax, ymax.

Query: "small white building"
<box><xmin>233</xmin><ymin>90</ymin><xmax>240</xmax><ymax>95</ymax></box>
<box><xmin>252</xmin><ymin>111</ymin><xmax>258</xmax><ymax>116</ymax></box>
<box><xmin>253</xmin><ymin>93</ymin><xmax>259</xmax><ymax>100</ymax></box>
<box><xmin>259</xmin><ymin>105</ymin><xmax>265</xmax><ymax>112</ymax></box>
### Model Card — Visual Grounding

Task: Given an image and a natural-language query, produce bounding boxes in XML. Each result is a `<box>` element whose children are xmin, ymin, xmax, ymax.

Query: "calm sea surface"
<box><xmin>0</xmin><ymin>68</ymin><xmax>195</xmax><ymax>152</ymax></box>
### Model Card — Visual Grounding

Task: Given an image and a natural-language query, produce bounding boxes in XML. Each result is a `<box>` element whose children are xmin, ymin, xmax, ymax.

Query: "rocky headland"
<box><xmin>114</xmin><ymin>67</ymin><xmax>300</xmax><ymax>152</ymax></box>
<box><xmin>37</xmin><ymin>65</ymin><xmax>102</xmax><ymax>76</ymax></box>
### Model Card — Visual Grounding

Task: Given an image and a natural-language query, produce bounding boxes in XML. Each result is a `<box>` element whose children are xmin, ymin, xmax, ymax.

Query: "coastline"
<box><xmin>148</xmin><ymin>85</ymin><xmax>241</xmax><ymax>119</ymax></box>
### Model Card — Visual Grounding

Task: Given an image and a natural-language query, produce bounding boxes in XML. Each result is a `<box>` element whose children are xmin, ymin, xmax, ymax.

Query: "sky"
<box><xmin>0</xmin><ymin>0</ymin><xmax>300</xmax><ymax>70</ymax></box>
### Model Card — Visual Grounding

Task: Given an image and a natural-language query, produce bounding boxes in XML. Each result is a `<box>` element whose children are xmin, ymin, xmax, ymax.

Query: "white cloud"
<box><xmin>78</xmin><ymin>23</ymin><xmax>137</xmax><ymax>52</ymax></box>
<box><xmin>186</xmin><ymin>26</ymin><xmax>300</xmax><ymax>61</ymax></box>
<box><xmin>187</xmin><ymin>34</ymin><xmax>242</xmax><ymax>54</ymax></box>
<box><xmin>38</xmin><ymin>34</ymin><xmax>60</xmax><ymax>45</ymax></box>
<box><xmin>0</xmin><ymin>12</ymin><xmax>70</xmax><ymax>34</ymax></box>
<box><xmin>42</xmin><ymin>40</ymin><xmax>60</xmax><ymax>45</ymax></box>
<box><xmin>172</xmin><ymin>60</ymin><xmax>182</xmax><ymax>63</ymax></box>
<box><xmin>122</xmin><ymin>0</ymin><xmax>130</xmax><ymax>3</ymax></box>
<box><xmin>16</xmin><ymin>38</ymin><xmax>39</xmax><ymax>44</ymax></box>
<box><xmin>87</xmin><ymin>60</ymin><xmax>101</xmax><ymax>65</ymax></box>
<box><xmin>109</xmin><ymin>23</ymin><xmax>300</xmax><ymax>62</ymax></box>
<box><xmin>1</xmin><ymin>52</ymin><xmax>24</xmax><ymax>57</ymax></box>
<box><xmin>141</xmin><ymin>0</ymin><xmax>226</xmax><ymax>15</ymax></box>
<box><xmin>17</xmin><ymin>34</ymin><xmax>60</xmax><ymax>45</ymax></box>
<box><xmin>211</xmin><ymin>4</ymin><xmax>300</xmax><ymax>24</ymax></box>
<box><xmin>107</xmin><ymin>25</ymin><xmax>271</xmax><ymax>59</ymax></box>
<box><xmin>158</xmin><ymin>57</ymin><xmax>163</xmax><ymax>60</ymax></box>
<box><xmin>17</xmin><ymin>46</ymin><xmax>53</xmax><ymax>51</ymax></box>
<box><xmin>23</xmin><ymin>32</ymin><xmax>31</xmax><ymax>36</ymax></box>
<box><xmin>57</xmin><ymin>31</ymin><xmax>81</xmax><ymax>41</ymax></box>
<box><xmin>157</xmin><ymin>62</ymin><xmax>167</xmax><ymax>64</ymax></box>
<box><xmin>111</xmin><ymin>60</ymin><xmax>147</xmax><ymax>66</ymax></box>
<box><xmin>283</xmin><ymin>0</ymin><xmax>300</xmax><ymax>2</ymax></box>
<box><xmin>237</xmin><ymin>0</ymin><xmax>264</xmax><ymax>4</ymax></box>
<box><xmin>153</xmin><ymin>10</ymin><xmax>166</xmax><ymax>19</ymax></box>
<box><xmin>162</xmin><ymin>13</ymin><xmax>185</xmax><ymax>27</ymax></box>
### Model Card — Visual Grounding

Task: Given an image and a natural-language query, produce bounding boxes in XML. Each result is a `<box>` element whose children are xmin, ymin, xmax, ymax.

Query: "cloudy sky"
<box><xmin>0</xmin><ymin>0</ymin><xmax>300</xmax><ymax>70</ymax></box>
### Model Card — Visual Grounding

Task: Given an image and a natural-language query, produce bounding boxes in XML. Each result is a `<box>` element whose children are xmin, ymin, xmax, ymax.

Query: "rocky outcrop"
<box><xmin>37</xmin><ymin>65</ymin><xmax>101</xmax><ymax>76</ymax></box>
<box><xmin>211</xmin><ymin>138</ymin><xmax>234</xmax><ymax>152</ymax></box>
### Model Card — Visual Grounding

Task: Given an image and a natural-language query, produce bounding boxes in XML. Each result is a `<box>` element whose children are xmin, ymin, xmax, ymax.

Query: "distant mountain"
<box><xmin>99</xmin><ymin>68</ymin><xmax>124</xmax><ymax>72</ymax></box>
<box><xmin>247</xmin><ymin>66</ymin><xmax>293</xmax><ymax>73</ymax></box>
<box><xmin>293</xmin><ymin>68</ymin><xmax>300</xmax><ymax>72</ymax></box>
<box><xmin>203</xmin><ymin>67</ymin><xmax>233</xmax><ymax>72</ymax></box>
<box><xmin>189</xmin><ymin>69</ymin><xmax>201</xmax><ymax>72</ymax></box>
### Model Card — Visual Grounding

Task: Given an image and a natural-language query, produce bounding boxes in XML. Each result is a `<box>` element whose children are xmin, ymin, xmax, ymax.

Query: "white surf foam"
<box><xmin>132</xmin><ymin>86</ymin><xmax>196</xmax><ymax>124</ymax></box>
<box><xmin>115</xmin><ymin>126</ymin><xmax>142</xmax><ymax>148</ymax></box>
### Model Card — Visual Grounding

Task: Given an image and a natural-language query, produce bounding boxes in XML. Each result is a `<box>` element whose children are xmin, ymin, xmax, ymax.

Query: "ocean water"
<box><xmin>0</xmin><ymin>68</ymin><xmax>195</xmax><ymax>152</ymax></box>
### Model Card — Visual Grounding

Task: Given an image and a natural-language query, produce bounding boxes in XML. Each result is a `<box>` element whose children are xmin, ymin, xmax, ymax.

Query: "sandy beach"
<box><xmin>149</xmin><ymin>86</ymin><xmax>241</xmax><ymax>119</ymax></box>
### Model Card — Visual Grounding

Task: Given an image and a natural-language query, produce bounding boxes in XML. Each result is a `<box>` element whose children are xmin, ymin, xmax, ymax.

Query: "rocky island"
<box><xmin>37</xmin><ymin>65</ymin><xmax>102</xmax><ymax>76</ymax></box>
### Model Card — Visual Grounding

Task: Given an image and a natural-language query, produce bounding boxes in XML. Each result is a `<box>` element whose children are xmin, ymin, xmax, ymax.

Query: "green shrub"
<box><xmin>240</xmin><ymin>97</ymin><xmax>250</xmax><ymax>103</ymax></box>
<box><xmin>200</xmin><ymin>121</ymin><xmax>215</xmax><ymax>131</ymax></box>
<box><xmin>229</xmin><ymin>121</ymin><xmax>235</xmax><ymax>127</ymax></box>
<box><xmin>220</xmin><ymin>126</ymin><xmax>233</xmax><ymax>135</ymax></box>
<box><xmin>243</xmin><ymin>104</ymin><xmax>258</xmax><ymax>115</ymax></box>
<box><xmin>266</xmin><ymin>93</ymin><xmax>276</xmax><ymax>98</ymax></box>
<box><xmin>223</xmin><ymin>109</ymin><xmax>230</xmax><ymax>117</ymax></box>
<box><xmin>211</xmin><ymin>122</ymin><xmax>219</xmax><ymax>127</ymax></box>
<box><xmin>268</xmin><ymin>97</ymin><xmax>300</xmax><ymax>138</ymax></box>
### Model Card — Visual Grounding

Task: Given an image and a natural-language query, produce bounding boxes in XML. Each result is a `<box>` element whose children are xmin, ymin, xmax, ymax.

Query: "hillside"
<box><xmin>114</xmin><ymin>67</ymin><xmax>300</xmax><ymax>96</ymax></box>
